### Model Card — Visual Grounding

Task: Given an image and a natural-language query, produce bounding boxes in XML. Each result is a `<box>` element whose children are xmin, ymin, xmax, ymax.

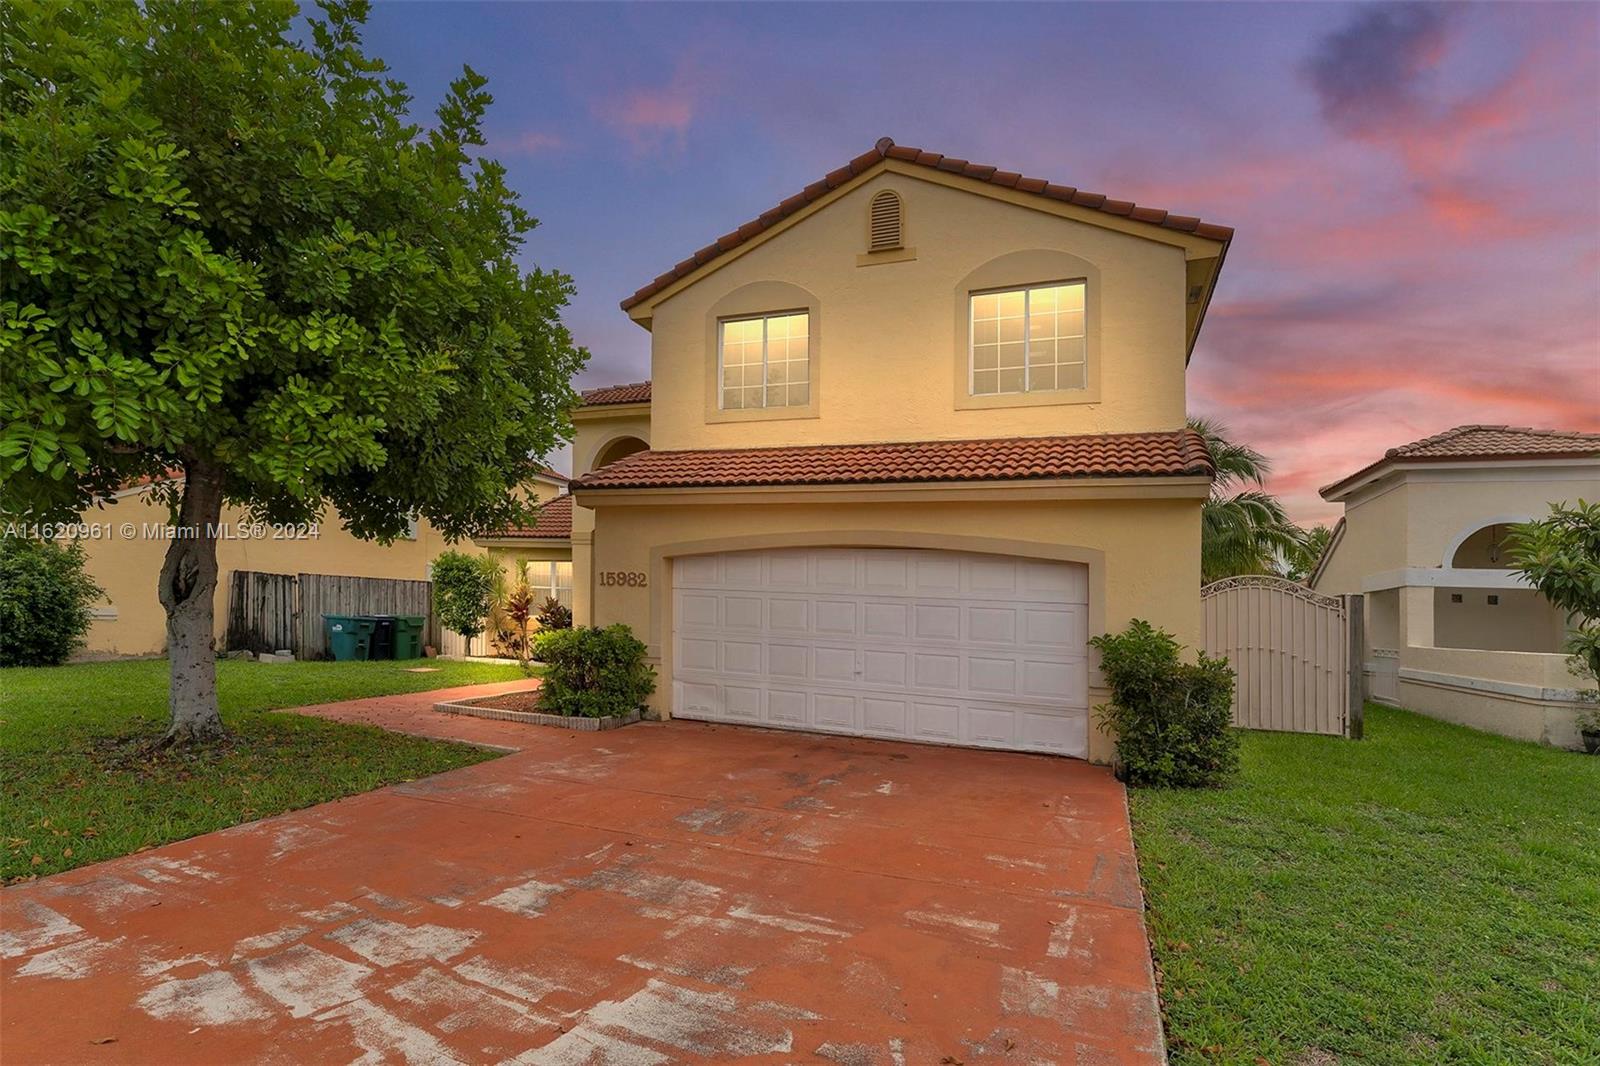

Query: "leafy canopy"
<box><xmin>0</xmin><ymin>0</ymin><xmax>585</xmax><ymax>536</ymax></box>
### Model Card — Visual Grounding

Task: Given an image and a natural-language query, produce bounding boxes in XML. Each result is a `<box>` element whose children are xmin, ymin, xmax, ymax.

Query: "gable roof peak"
<box><xmin>620</xmin><ymin>138</ymin><xmax>1233</xmax><ymax>313</ymax></box>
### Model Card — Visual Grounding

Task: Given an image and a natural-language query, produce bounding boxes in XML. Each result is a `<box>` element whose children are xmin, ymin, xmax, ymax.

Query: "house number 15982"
<box><xmin>599</xmin><ymin>571</ymin><xmax>648</xmax><ymax>588</ymax></box>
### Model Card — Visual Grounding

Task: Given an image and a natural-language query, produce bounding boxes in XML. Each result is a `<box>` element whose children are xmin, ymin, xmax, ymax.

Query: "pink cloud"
<box><xmin>502</xmin><ymin>130</ymin><xmax>565</xmax><ymax>155</ymax></box>
<box><xmin>594</xmin><ymin>61</ymin><xmax>705</xmax><ymax>156</ymax></box>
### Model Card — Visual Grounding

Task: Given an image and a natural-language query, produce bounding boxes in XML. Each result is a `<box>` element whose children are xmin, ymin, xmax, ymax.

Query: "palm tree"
<box><xmin>1190</xmin><ymin>417</ymin><xmax>1308</xmax><ymax>583</ymax></box>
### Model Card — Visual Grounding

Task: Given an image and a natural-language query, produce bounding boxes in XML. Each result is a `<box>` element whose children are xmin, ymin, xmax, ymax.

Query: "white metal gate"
<box><xmin>1201</xmin><ymin>576</ymin><xmax>1363</xmax><ymax>738</ymax></box>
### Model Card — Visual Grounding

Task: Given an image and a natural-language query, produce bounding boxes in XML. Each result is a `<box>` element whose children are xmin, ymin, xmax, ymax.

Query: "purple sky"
<box><xmin>360</xmin><ymin>1</ymin><xmax>1600</xmax><ymax>526</ymax></box>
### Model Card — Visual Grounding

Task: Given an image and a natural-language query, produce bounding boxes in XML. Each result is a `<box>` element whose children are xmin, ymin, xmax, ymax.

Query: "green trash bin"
<box><xmin>393</xmin><ymin>616</ymin><xmax>426</xmax><ymax>660</ymax></box>
<box><xmin>351</xmin><ymin>616</ymin><xmax>378</xmax><ymax>661</ymax></box>
<box><xmin>323</xmin><ymin>614</ymin><xmax>365</xmax><ymax>661</ymax></box>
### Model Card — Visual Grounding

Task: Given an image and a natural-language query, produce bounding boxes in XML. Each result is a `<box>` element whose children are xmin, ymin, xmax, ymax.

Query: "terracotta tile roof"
<box><xmin>574</xmin><ymin>430</ymin><xmax>1212</xmax><ymax>492</ymax></box>
<box><xmin>621</xmin><ymin>138</ymin><xmax>1233</xmax><ymax>312</ymax></box>
<box><xmin>578</xmin><ymin>381</ymin><xmax>652</xmax><ymax>407</ymax></box>
<box><xmin>534</xmin><ymin>466</ymin><xmax>570</xmax><ymax>484</ymax></box>
<box><xmin>1322</xmin><ymin>425</ymin><xmax>1600</xmax><ymax>498</ymax></box>
<box><xmin>491</xmin><ymin>493</ymin><xmax>572</xmax><ymax>540</ymax></box>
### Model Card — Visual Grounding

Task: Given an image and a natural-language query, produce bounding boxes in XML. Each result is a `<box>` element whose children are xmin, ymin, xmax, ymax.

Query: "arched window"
<box><xmin>867</xmin><ymin>190</ymin><xmax>903</xmax><ymax>252</ymax></box>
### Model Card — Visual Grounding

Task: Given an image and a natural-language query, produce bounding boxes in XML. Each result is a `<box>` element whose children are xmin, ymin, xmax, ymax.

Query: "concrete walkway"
<box><xmin>2</xmin><ymin>683</ymin><xmax>1164</xmax><ymax>1064</ymax></box>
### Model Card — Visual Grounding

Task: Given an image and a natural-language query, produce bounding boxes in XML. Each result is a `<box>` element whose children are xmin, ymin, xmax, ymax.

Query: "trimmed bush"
<box><xmin>532</xmin><ymin>624</ymin><xmax>656</xmax><ymax>718</ymax></box>
<box><xmin>0</xmin><ymin>536</ymin><xmax>104</xmax><ymax>666</ymax></box>
<box><xmin>1089</xmin><ymin>619</ymin><xmax>1239</xmax><ymax>788</ymax></box>
<box><xmin>431</xmin><ymin>550</ymin><xmax>500</xmax><ymax>640</ymax></box>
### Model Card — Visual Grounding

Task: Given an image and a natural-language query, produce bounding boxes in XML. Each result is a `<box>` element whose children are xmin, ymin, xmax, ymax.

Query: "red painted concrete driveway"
<box><xmin>2</xmin><ymin>685</ymin><xmax>1163</xmax><ymax>1064</ymax></box>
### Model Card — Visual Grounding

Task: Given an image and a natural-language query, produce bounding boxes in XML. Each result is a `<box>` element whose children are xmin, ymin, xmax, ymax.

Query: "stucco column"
<box><xmin>1399</xmin><ymin>585</ymin><xmax>1435</xmax><ymax>649</ymax></box>
<box><xmin>571</xmin><ymin>503</ymin><xmax>596</xmax><ymax>627</ymax></box>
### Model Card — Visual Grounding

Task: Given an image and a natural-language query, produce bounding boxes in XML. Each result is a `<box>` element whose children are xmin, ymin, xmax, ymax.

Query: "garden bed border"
<box><xmin>433</xmin><ymin>693</ymin><xmax>641</xmax><ymax>731</ymax></box>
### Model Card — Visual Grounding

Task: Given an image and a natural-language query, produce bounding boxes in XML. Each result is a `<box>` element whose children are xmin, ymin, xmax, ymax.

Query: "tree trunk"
<box><xmin>158</xmin><ymin>458</ymin><xmax>227</xmax><ymax>746</ymax></box>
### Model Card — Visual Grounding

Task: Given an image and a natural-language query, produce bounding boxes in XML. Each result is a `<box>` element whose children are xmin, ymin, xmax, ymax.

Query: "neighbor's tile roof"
<box><xmin>1321</xmin><ymin>425</ymin><xmax>1600</xmax><ymax>498</ymax></box>
<box><xmin>578</xmin><ymin>381</ymin><xmax>652</xmax><ymax>407</ymax></box>
<box><xmin>534</xmin><ymin>466</ymin><xmax>570</xmax><ymax>484</ymax></box>
<box><xmin>574</xmin><ymin>430</ymin><xmax>1212</xmax><ymax>491</ymax></box>
<box><xmin>620</xmin><ymin>137</ymin><xmax>1234</xmax><ymax>311</ymax></box>
<box><xmin>492</xmin><ymin>493</ymin><xmax>572</xmax><ymax>540</ymax></box>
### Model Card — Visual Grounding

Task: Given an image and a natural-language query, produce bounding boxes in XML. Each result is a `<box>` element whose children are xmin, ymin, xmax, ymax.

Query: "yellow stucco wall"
<box><xmin>642</xmin><ymin>171</ymin><xmax>1195</xmax><ymax>452</ymax></box>
<box><xmin>578</xmin><ymin>490</ymin><xmax>1205</xmax><ymax>764</ymax></box>
<box><xmin>76</xmin><ymin>474</ymin><xmax>568</xmax><ymax>657</ymax></box>
<box><xmin>1317</xmin><ymin>466</ymin><xmax>1600</xmax><ymax>592</ymax></box>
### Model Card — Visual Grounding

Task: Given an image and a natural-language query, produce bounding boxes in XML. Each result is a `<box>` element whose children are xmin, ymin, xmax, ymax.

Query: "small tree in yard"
<box><xmin>1507</xmin><ymin>501</ymin><xmax>1600</xmax><ymax>696</ymax></box>
<box><xmin>432</xmin><ymin>551</ymin><xmax>501</xmax><ymax>645</ymax></box>
<box><xmin>0</xmin><ymin>536</ymin><xmax>104</xmax><ymax>666</ymax></box>
<box><xmin>0</xmin><ymin>2</ymin><xmax>585</xmax><ymax>743</ymax></box>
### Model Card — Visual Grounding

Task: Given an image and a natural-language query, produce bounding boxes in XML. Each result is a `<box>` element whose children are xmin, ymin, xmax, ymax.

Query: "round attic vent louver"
<box><xmin>868</xmin><ymin>190</ymin><xmax>903</xmax><ymax>252</ymax></box>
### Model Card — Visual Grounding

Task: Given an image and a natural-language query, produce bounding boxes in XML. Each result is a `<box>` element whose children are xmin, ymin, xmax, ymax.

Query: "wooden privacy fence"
<box><xmin>1201</xmin><ymin>575</ymin><xmax>1364</xmax><ymax>738</ymax></box>
<box><xmin>225</xmin><ymin>571</ymin><xmax>439</xmax><ymax>659</ymax></box>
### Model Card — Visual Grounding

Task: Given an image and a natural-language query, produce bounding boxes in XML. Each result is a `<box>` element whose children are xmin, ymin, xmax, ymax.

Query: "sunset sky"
<box><xmin>361</xmin><ymin>1</ymin><xmax>1600</xmax><ymax>526</ymax></box>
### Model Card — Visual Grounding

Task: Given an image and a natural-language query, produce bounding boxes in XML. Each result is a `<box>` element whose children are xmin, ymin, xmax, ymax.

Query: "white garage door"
<box><xmin>672</xmin><ymin>548</ymin><xmax>1089</xmax><ymax>756</ymax></box>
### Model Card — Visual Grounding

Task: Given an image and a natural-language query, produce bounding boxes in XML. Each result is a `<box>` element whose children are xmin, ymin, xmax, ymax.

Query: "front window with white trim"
<box><xmin>719</xmin><ymin>311</ymin><xmax>810</xmax><ymax>409</ymax></box>
<box><xmin>526</xmin><ymin>560</ymin><xmax>573</xmax><ymax>607</ymax></box>
<box><xmin>969</xmin><ymin>281</ymin><xmax>1086</xmax><ymax>395</ymax></box>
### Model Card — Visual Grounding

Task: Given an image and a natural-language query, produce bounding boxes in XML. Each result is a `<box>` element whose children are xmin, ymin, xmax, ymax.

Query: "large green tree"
<box><xmin>0</xmin><ymin>0</ymin><xmax>585</xmax><ymax>742</ymax></box>
<box><xmin>1189</xmin><ymin>417</ymin><xmax>1310</xmax><ymax>584</ymax></box>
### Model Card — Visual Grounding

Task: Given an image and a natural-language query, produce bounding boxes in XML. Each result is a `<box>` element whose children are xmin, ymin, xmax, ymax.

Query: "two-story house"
<box><xmin>568</xmin><ymin>139</ymin><xmax>1230</xmax><ymax>763</ymax></box>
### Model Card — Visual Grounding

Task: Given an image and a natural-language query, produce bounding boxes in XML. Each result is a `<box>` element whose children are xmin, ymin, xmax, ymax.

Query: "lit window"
<box><xmin>969</xmin><ymin>282</ymin><xmax>1086</xmax><ymax>396</ymax></box>
<box><xmin>719</xmin><ymin>311</ymin><xmax>810</xmax><ymax>410</ymax></box>
<box><xmin>526</xmin><ymin>560</ymin><xmax>574</xmax><ymax>607</ymax></box>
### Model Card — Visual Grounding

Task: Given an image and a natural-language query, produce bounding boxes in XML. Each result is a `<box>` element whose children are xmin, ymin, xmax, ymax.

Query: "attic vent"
<box><xmin>868</xmin><ymin>190</ymin><xmax>903</xmax><ymax>252</ymax></box>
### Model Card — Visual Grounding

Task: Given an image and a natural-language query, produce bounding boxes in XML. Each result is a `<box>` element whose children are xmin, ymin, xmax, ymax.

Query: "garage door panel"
<box><xmin>766</xmin><ymin>550</ymin><xmax>810</xmax><ymax>586</ymax></box>
<box><xmin>862</xmin><ymin>697</ymin><xmax>909</xmax><ymax>735</ymax></box>
<box><xmin>768</xmin><ymin>643</ymin><xmax>809</xmax><ymax>679</ymax></box>
<box><xmin>863</xmin><ymin>552</ymin><xmax>912</xmax><ymax>593</ymax></box>
<box><xmin>862</xmin><ymin>649</ymin><xmax>908</xmax><ymax>687</ymax></box>
<box><xmin>863</xmin><ymin>602</ymin><xmax>909</xmax><ymax>639</ymax></box>
<box><xmin>679</xmin><ymin>637</ymin><xmax>720</xmax><ymax>672</ymax></box>
<box><xmin>813</xmin><ymin>693</ymin><xmax>856</xmax><ymax>729</ymax></box>
<box><xmin>965</xmin><ymin>706</ymin><xmax>1017</xmax><ymax>745</ymax></box>
<box><xmin>913</xmin><ymin>652</ymin><xmax>962</xmax><ymax>691</ymax></box>
<box><xmin>968</xmin><ymin>656</ymin><xmax>1019</xmax><ymax>695</ymax></box>
<box><xmin>912</xmin><ymin>700</ymin><xmax>961</xmax><ymax>741</ymax></box>
<box><xmin>722</xmin><ymin>640</ymin><xmax>763</xmax><ymax>675</ymax></box>
<box><xmin>677</xmin><ymin>555</ymin><xmax>721</xmax><ymax>588</ymax></box>
<box><xmin>767</xmin><ymin>688</ymin><xmax>807</xmax><ymax>724</ymax></box>
<box><xmin>674</xmin><ymin>548</ymin><xmax>1088</xmax><ymax>757</ymax></box>
<box><xmin>815</xmin><ymin>553</ymin><xmax>858</xmax><ymax>588</ymax></box>
<box><xmin>1021</xmin><ymin>606</ymin><xmax>1085</xmax><ymax>649</ymax></box>
<box><xmin>966</xmin><ymin>606</ymin><xmax>1018</xmax><ymax>644</ymax></box>
<box><xmin>912</xmin><ymin>554</ymin><xmax>962</xmax><ymax>596</ymax></box>
<box><xmin>815</xmin><ymin>600</ymin><xmax>858</xmax><ymax>635</ymax></box>
<box><xmin>723</xmin><ymin>553</ymin><xmax>764</xmax><ymax>586</ymax></box>
<box><xmin>814</xmin><ymin>646</ymin><xmax>857</xmax><ymax>683</ymax></box>
<box><xmin>678</xmin><ymin>593</ymin><xmax>719</xmax><ymax>629</ymax></box>
<box><xmin>768</xmin><ymin>598</ymin><xmax>809</xmax><ymax>632</ymax></box>
<box><xmin>1022</xmin><ymin>658</ymin><xmax>1086</xmax><ymax>700</ymax></box>
<box><xmin>723</xmin><ymin>595</ymin><xmax>763</xmax><ymax>630</ymax></box>
<box><xmin>724</xmin><ymin>685</ymin><xmax>762</xmax><ymax>720</ymax></box>
<box><xmin>914</xmin><ymin>604</ymin><xmax>961</xmax><ymax>641</ymax></box>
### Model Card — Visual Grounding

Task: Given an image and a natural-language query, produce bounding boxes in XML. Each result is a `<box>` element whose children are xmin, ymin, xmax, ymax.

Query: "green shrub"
<box><xmin>0</xmin><ymin>536</ymin><xmax>104</xmax><ymax>666</ymax></box>
<box><xmin>431</xmin><ymin>550</ymin><xmax>500</xmax><ymax>640</ymax></box>
<box><xmin>531</xmin><ymin>624</ymin><xmax>656</xmax><ymax>718</ymax></box>
<box><xmin>1089</xmin><ymin>619</ymin><xmax>1239</xmax><ymax>788</ymax></box>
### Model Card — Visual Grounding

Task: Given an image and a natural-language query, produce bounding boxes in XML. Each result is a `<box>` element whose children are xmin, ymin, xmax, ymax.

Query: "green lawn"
<box><xmin>1132</xmin><ymin>704</ymin><xmax>1600</xmax><ymax>1065</ymax></box>
<box><xmin>1</xmin><ymin>657</ymin><xmax>529</xmax><ymax>882</ymax></box>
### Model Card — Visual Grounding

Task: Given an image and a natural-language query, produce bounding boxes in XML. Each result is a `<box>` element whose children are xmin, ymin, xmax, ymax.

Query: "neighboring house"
<box><xmin>75</xmin><ymin>468</ymin><xmax>569</xmax><ymax>658</ymax></box>
<box><xmin>1311</xmin><ymin>425</ymin><xmax>1600</xmax><ymax>748</ymax></box>
<box><xmin>566</xmin><ymin>138</ymin><xmax>1230</xmax><ymax>762</ymax></box>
